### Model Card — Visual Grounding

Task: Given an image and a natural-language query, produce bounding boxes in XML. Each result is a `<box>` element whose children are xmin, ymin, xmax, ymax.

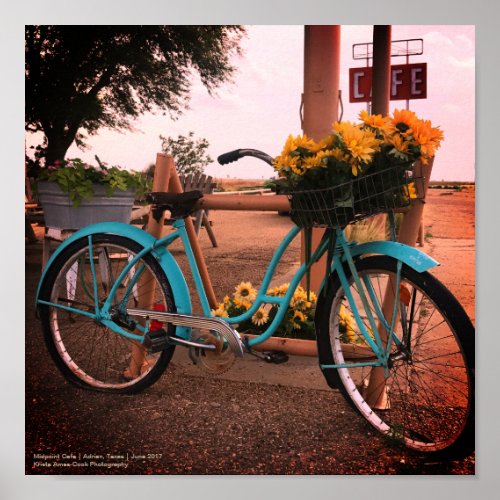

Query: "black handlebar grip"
<box><xmin>217</xmin><ymin>149</ymin><xmax>243</xmax><ymax>165</ymax></box>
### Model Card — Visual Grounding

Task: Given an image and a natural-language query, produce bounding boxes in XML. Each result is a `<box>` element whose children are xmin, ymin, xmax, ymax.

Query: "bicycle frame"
<box><xmin>36</xmin><ymin>216</ymin><xmax>439</xmax><ymax>368</ymax></box>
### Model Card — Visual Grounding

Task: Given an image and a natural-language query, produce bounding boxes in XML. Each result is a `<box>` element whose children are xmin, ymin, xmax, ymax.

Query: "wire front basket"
<box><xmin>289</xmin><ymin>164</ymin><xmax>422</xmax><ymax>229</ymax></box>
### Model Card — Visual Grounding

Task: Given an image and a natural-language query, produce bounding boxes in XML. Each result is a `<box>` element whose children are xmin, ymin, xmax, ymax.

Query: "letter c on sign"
<box><xmin>354</xmin><ymin>71</ymin><xmax>365</xmax><ymax>99</ymax></box>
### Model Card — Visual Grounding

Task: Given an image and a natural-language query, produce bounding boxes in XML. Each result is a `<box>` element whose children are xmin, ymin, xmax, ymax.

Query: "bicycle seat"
<box><xmin>147</xmin><ymin>190</ymin><xmax>203</xmax><ymax>222</ymax></box>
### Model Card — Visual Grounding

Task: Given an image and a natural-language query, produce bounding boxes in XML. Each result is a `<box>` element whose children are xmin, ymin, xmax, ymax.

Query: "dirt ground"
<box><xmin>24</xmin><ymin>186</ymin><xmax>475</xmax><ymax>475</ymax></box>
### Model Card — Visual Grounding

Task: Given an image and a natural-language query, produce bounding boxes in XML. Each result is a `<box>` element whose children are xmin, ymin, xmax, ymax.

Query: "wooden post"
<box><xmin>146</xmin><ymin>153</ymin><xmax>173</xmax><ymax>237</ymax></box>
<box><xmin>126</xmin><ymin>154</ymin><xmax>172</xmax><ymax>378</ymax></box>
<box><xmin>356</xmin><ymin>26</ymin><xmax>430</xmax><ymax>407</ymax></box>
<box><xmin>302</xmin><ymin>25</ymin><xmax>341</xmax><ymax>292</ymax></box>
<box><xmin>167</xmin><ymin>160</ymin><xmax>218</xmax><ymax>309</ymax></box>
<box><xmin>365</xmin><ymin>159</ymin><xmax>434</xmax><ymax>408</ymax></box>
<box><xmin>198</xmin><ymin>194</ymin><xmax>290</xmax><ymax>212</ymax></box>
<box><xmin>397</xmin><ymin>159</ymin><xmax>433</xmax><ymax>245</ymax></box>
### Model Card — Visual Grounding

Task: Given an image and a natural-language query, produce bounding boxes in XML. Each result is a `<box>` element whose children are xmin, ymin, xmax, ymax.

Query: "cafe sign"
<box><xmin>349</xmin><ymin>62</ymin><xmax>427</xmax><ymax>103</ymax></box>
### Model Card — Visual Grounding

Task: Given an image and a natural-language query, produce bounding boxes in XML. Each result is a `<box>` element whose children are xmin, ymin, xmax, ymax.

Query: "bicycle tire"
<box><xmin>316</xmin><ymin>255</ymin><xmax>474</xmax><ymax>458</ymax></box>
<box><xmin>38</xmin><ymin>234</ymin><xmax>176</xmax><ymax>394</ymax></box>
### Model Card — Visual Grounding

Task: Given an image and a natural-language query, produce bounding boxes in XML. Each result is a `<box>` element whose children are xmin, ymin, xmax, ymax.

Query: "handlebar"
<box><xmin>217</xmin><ymin>149</ymin><xmax>274</xmax><ymax>166</ymax></box>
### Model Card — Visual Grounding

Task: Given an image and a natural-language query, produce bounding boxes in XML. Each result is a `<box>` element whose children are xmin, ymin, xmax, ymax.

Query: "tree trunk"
<box><xmin>44</xmin><ymin>131</ymin><xmax>76</xmax><ymax>166</ymax></box>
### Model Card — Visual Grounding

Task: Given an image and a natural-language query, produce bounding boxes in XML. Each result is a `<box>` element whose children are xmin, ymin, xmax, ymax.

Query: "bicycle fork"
<box><xmin>324</xmin><ymin>230</ymin><xmax>407</xmax><ymax>377</ymax></box>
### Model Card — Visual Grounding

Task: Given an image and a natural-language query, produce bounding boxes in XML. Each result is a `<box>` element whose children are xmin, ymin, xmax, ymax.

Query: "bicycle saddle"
<box><xmin>147</xmin><ymin>190</ymin><xmax>203</xmax><ymax>222</ymax></box>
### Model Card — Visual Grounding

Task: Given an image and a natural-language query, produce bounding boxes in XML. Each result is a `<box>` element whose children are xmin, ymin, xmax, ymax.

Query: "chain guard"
<box><xmin>188</xmin><ymin>330</ymin><xmax>237</xmax><ymax>375</ymax></box>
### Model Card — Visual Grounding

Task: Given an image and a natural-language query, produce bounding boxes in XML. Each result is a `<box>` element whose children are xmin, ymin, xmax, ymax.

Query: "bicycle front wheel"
<box><xmin>317</xmin><ymin>256</ymin><xmax>474</xmax><ymax>457</ymax></box>
<box><xmin>38</xmin><ymin>234</ymin><xmax>176</xmax><ymax>394</ymax></box>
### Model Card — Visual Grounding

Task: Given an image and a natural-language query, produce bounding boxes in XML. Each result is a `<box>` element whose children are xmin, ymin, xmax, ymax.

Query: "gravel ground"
<box><xmin>25</xmin><ymin>188</ymin><xmax>475</xmax><ymax>475</ymax></box>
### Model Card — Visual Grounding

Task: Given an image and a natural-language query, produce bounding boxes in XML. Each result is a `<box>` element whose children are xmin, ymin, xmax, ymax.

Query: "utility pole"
<box><xmin>301</xmin><ymin>25</ymin><xmax>341</xmax><ymax>292</ymax></box>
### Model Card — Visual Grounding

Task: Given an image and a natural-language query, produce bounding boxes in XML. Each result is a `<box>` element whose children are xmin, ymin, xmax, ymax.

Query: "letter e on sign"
<box><xmin>411</xmin><ymin>66</ymin><xmax>425</xmax><ymax>97</ymax></box>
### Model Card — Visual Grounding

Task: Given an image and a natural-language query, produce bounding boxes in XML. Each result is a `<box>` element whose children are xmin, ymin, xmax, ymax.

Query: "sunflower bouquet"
<box><xmin>212</xmin><ymin>281</ymin><xmax>317</xmax><ymax>340</ymax></box>
<box><xmin>273</xmin><ymin>109</ymin><xmax>443</xmax><ymax>228</ymax></box>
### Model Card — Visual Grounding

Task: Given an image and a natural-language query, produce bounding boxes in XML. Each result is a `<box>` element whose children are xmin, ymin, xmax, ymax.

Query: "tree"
<box><xmin>159</xmin><ymin>131</ymin><xmax>213</xmax><ymax>176</ymax></box>
<box><xmin>25</xmin><ymin>25</ymin><xmax>245</xmax><ymax>166</ymax></box>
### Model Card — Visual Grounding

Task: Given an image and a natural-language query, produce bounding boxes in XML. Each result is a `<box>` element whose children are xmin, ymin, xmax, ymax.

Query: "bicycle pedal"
<box><xmin>144</xmin><ymin>329</ymin><xmax>170</xmax><ymax>353</ymax></box>
<box><xmin>264</xmin><ymin>351</ymin><xmax>289</xmax><ymax>364</ymax></box>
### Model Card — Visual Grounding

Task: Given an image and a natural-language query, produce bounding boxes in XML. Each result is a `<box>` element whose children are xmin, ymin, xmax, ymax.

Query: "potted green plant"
<box><xmin>36</xmin><ymin>157</ymin><xmax>151</xmax><ymax>230</ymax></box>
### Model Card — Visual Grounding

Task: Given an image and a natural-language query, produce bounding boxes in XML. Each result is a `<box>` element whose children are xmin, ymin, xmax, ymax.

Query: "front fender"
<box><xmin>348</xmin><ymin>240</ymin><xmax>439</xmax><ymax>273</ymax></box>
<box><xmin>315</xmin><ymin>240</ymin><xmax>439</xmax><ymax>321</ymax></box>
<box><xmin>35</xmin><ymin>222</ymin><xmax>192</xmax><ymax>338</ymax></box>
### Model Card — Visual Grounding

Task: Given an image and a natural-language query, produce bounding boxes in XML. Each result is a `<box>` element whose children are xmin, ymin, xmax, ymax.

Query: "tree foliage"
<box><xmin>144</xmin><ymin>131</ymin><xmax>213</xmax><ymax>178</ymax></box>
<box><xmin>25</xmin><ymin>25</ymin><xmax>245</xmax><ymax>166</ymax></box>
<box><xmin>160</xmin><ymin>131</ymin><xmax>213</xmax><ymax>176</ymax></box>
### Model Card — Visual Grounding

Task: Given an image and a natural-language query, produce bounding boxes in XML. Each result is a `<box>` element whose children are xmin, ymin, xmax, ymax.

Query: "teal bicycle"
<box><xmin>36</xmin><ymin>149</ymin><xmax>474</xmax><ymax>458</ymax></box>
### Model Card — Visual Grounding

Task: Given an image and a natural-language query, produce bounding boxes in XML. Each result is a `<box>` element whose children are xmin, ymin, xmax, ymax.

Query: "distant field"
<box><xmin>215</xmin><ymin>178</ymin><xmax>269</xmax><ymax>191</ymax></box>
<box><xmin>428</xmin><ymin>181</ymin><xmax>475</xmax><ymax>189</ymax></box>
<box><xmin>214</xmin><ymin>178</ymin><xmax>475</xmax><ymax>192</ymax></box>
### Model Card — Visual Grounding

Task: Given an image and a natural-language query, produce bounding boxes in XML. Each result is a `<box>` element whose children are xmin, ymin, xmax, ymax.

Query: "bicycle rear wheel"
<box><xmin>38</xmin><ymin>234</ymin><xmax>176</xmax><ymax>393</ymax></box>
<box><xmin>316</xmin><ymin>256</ymin><xmax>474</xmax><ymax>457</ymax></box>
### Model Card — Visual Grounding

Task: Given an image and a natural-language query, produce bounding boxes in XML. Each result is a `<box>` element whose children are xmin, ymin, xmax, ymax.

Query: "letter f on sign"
<box><xmin>391</xmin><ymin>69</ymin><xmax>403</xmax><ymax>97</ymax></box>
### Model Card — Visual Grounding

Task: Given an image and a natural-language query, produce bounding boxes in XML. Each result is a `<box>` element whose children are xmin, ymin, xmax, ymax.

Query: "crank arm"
<box><xmin>126</xmin><ymin>308</ymin><xmax>245</xmax><ymax>357</ymax></box>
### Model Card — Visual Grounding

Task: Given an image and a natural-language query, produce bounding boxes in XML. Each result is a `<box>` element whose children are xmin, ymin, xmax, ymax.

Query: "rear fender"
<box><xmin>35</xmin><ymin>222</ymin><xmax>192</xmax><ymax>339</ymax></box>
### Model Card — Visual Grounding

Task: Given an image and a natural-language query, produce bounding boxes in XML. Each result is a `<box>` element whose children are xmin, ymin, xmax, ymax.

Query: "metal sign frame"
<box><xmin>353</xmin><ymin>38</ymin><xmax>424</xmax><ymax>61</ymax></box>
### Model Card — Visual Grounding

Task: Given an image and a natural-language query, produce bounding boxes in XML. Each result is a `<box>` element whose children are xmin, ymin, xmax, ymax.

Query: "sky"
<box><xmin>28</xmin><ymin>25</ymin><xmax>475</xmax><ymax>182</ymax></box>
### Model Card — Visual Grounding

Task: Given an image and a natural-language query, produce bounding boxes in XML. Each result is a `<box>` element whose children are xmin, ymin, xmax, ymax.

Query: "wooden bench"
<box><xmin>180</xmin><ymin>173</ymin><xmax>218</xmax><ymax>248</ymax></box>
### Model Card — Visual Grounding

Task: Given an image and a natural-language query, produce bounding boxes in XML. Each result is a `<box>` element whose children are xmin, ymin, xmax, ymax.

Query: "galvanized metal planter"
<box><xmin>37</xmin><ymin>181</ymin><xmax>135</xmax><ymax>230</ymax></box>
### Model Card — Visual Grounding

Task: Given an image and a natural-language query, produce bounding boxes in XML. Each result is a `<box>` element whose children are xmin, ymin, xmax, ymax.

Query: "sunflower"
<box><xmin>338</xmin><ymin>304</ymin><xmax>358</xmax><ymax>343</ymax></box>
<box><xmin>291</xmin><ymin>133</ymin><xmax>317</xmax><ymax>151</ymax></box>
<box><xmin>403</xmin><ymin>182</ymin><xmax>418</xmax><ymax>200</ymax></box>
<box><xmin>292</xmin><ymin>310</ymin><xmax>306</xmax><ymax>329</ymax></box>
<box><xmin>388</xmin><ymin>133</ymin><xmax>410</xmax><ymax>160</ymax></box>
<box><xmin>252</xmin><ymin>307</ymin><xmax>269</xmax><ymax>327</ymax></box>
<box><xmin>301</xmin><ymin>149</ymin><xmax>327</xmax><ymax>169</ymax></box>
<box><xmin>333</xmin><ymin>121</ymin><xmax>381</xmax><ymax>175</ymax></box>
<box><xmin>289</xmin><ymin>162</ymin><xmax>308</xmax><ymax>176</ymax></box>
<box><xmin>410</xmin><ymin>119</ymin><xmax>444</xmax><ymax>163</ymax></box>
<box><xmin>359</xmin><ymin>110</ymin><xmax>396</xmax><ymax>136</ymax></box>
<box><xmin>234</xmin><ymin>298</ymin><xmax>252</xmax><ymax>311</ymax></box>
<box><xmin>212</xmin><ymin>305</ymin><xmax>229</xmax><ymax>318</ymax></box>
<box><xmin>329</xmin><ymin>147</ymin><xmax>350</xmax><ymax>163</ymax></box>
<box><xmin>268</xmin><ymin>283</ymin><xmax>290</xmax><ymax>297</ymax></box>
<box><xmin>273</xmin><ymin>153</ymin><xmax>300</xmax><ymax>176</ymax></box>
<box><xmin>290</xmin><ymin>288</ymin><xmax>307</xmax><ymax>309</ymax></box>
<box><xmin>310</xmin><ymin>134</ymin><xmax>335</xmax><ymax>152</ymax></box>
<box><xmin>392</xmin><ymin>109</ymin><xmax>418</xmax><ymax>134</ymax></box>
<box><xmin>234</xmin><ymin>281</ymin><xmax>257</xmax><ymax>302</ymax></box>
<box><xmin>278</xmin><ymin>133</ymin><xmax>316</xmax><ymax>157</ymax></box>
